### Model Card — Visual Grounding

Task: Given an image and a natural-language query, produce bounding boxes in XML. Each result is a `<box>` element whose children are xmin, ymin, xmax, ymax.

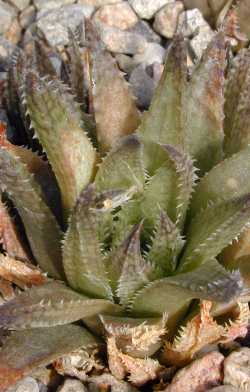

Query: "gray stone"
<box><xmin>98</xmin><ymin>24</ymin><xmax>147</xmax><ymax>54</ymax></box>
<box><xmin>34</xmin><ymin>0</ymin><xmax>75</xmax><ymax>11</ymax></box>
<box><xmin>19</xmin><ymin>5</ymin><xmax>36</xmax><ymax>29</ymax></box>
<box><xmin>210</xmin><ymin>387</ymin><xmax>238</xmax><ymax>391</ymax></box>
<box><xmin>0</xmin><ymin>1</ymin><xmax>17</xmax><ymax>35</ymax></box>
<box><xmin>77</xmin><ymin>0</ymin><xmax>121</xmax><ymax>6</ymax></box>
<box><xmin>177</xmin><ymin>8</ymin><xmax>213</xmax><ymax>37</ymax></box>
<box><xmin>57</xmin><ymin>379</ymin><xmax>87</xmax><ymax>392</ymax></box>
<box><xmin>153</xmin><ymin>1</ymin><xmax>184</xmax><ymax>39</ymax></box>
<box><xmin>128</xmin><ymin>0</ymin><xmax>172</xmax><ymax>20</ymax></box>
<box><xmin>36</xmin><ymin>4</ymin><xmax>95</xmax><ymax>47</ymax></box>
<box><xmin>190</xmin><ymin>28</ymin><xmax>215</xmax><ymax>59</ymax></box>
<box><xmin>177</xmin><ymin>9</ymin><xmax>214</xmax><ymax>59</ymax></box>
<box><xmin>129</xmin><ymin>64</ymin><xmax>156</xmax><ymax>109</ymax></box>
<box><xmin>134</xmin><ymin>42</ymin><xmax>165</xmax><ymax>67</ymax></box>
<box><xmin>0</xmin><ymin>36</ymin><xmax>16</xmax><ymax>63</ymax></box>
<box><xmin>116</xmin><ymin>54</ymin><xmax>137</xmax><ymax>74</ymax></box>
<box><xmin>224</xmin><ymin>348</ymin><xmax>250</xmax><ymax>391</ymax></box>
<box><xmin>129</xmin><ymin>20</ymin><xmax>161</xmax><ymax>44</ymax></box>
<box><xmin>9</xmin><ymin>0</ymin><xmax>30</xmax><ymax>11</ymax></box>
<box><xmin>93</xmin><ymin>2</ymin><xmax>138</xmax><ymax>30</ymax></box>
<box><xmin>7</xmin><ymin>377</ymin><xmax>40</xmax><ymax>392</ymax></box>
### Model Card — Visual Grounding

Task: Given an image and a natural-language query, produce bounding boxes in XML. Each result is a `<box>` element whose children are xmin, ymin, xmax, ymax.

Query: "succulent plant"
<box><xmin>0</xmin><ymin>30</ymin><xmax>250</xmax><ymax>391</ymax></box>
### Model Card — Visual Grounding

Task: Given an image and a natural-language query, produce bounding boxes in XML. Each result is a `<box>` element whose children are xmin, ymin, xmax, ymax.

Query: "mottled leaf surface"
<box><xmin>190</xmin><ymin>146</ymin><xmax>250</xmax><ymax>217</ymax></box>
<box><xmin>147</xmin><ymin>210</ymin><xmax>185</xmax><ymax>275</ymax></box>
<box><xmin>116</xmin><ymin>223</ymin><xmax>153</xmax><ymax>306</ymax></box>
<box><xmin>138</xmin><ymin>33</ymin><xmax>225</xmax><ymax>175</ymax></box>
<box><xmin>95</xmin><ymin>135</ymin><xmax>145</xmax><ymax>193</ymax></box>
<box><xmin>90</xmin><ymin>48</ymin><xmax>140</xmax><ymax>152</ymax></box>
<box><xmin>25</xmin><ymin>71</ymin><xmax>97</xmax><ymax>212</ymax></box>
<box><xmin>180</xmin><ymin>195</ymin><xmax>250</xmax><ymax>271</ymax></box>
<box><xmin>131</xmin><ymin>260</ymin><xmax>243</xmax><ymax>322</ymax></box>
<box><xmin>63</xmin><ymin>186</ymin><xmax>112</xmax><ymax>299</ymax></box>
<box><xmin>138</xmin><ymin>37</ymin><xmax>187</xmax><ymax>174</ymax></box>
<box><xmin>224</xmin><ymin>48</ymin><xmax>250</xmax><ymax>156</ymax></box>
<box><xmin>0</xmin><ymin>325</ymin><xmax>99</xmax><ymax>391</ymax></box>
<box><xmin>184</xmin><ymin>32</ymin><xmax>225</xmax><ymax>173</ymax></box>
<box><xmin>0</xmin><ymin>147</ymin><xmax>63</xmax><ymax>278</ymax></box>
<box><xmin>0</xmin><ymin>281</ymin><xmax>120</xmax><ymax>329</ymax></box>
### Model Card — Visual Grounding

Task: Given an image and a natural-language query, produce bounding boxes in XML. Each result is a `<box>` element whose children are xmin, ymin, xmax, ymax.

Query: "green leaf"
<box><xmin>95</xmin><ymin>135</ymin><xmax>145</xmax><ymax>194</ymax></box>
<box><xmin>224</xmin><ymin>48</ymin><xmax>250</xmax><ymax>156</ymax></box>
<box><xmin>130</xmin><ymin>260</ymin><xmax>243</xmax><ymax>320</ymax></box>
<box><xmin>90</xmin><ymin>47</ymin><xmax>140</xmax><ymax>152</ymax></box>
<box><xmin>190</xmin><ymin>146</ymin><xmax>250</xmax><ymax>217</ymax></box>
<box><xmin>67</xmin><ymin>29</ymin><xmax>86</xmax><ymax>109</ymax></box>
<box><xmin>0</xmin><ymin>281</ymin><xmax>120</xmax><ymax>329</ymax></box>
<box><xmin>184</xmin><ymin>32</ymin><xmax>225</xmax><ymax>174</ymax></box>
<box><xmin>116</xmin><ymin>223</ymin><xmax>153</xmax><ymax>307</ymax></box>
<box><xmin>63</xmin><ymin>185</ymin><xmax>112</xmax><ymax>299</ymax></box>
<box><xmin>0</xmin><ymin>147</ymin><xmax>63</xmax><ymax>279</ymax></box>
<box><xmin>161</xmin><ymin>144</ymin><xmax>197</xmax><ymax>229</ymax></box>
<box><xmin>138</xmin><ymin>33</ymin><xmax>225</xmax><ymax>175</ymax></box>
<box><xmin>147</xmin><ymin>210</ymin><xmax>185</xmax><ymax>275</ymax></box>
<box><xmin>138</xmin><ymin>37</ymin><xmax>187</xmax><ymax>174</ymax></box>
<box><xmin>180</xmin><ymin>195</ymin><xmax>250</xmax><ymax>272</ymax></box>
<box><xmin>25</xmin><ymin>71</ymin><xmax>97</xmax><ymax>213</ymax></box>
<box><xmin>141</xmin><ymin>160</ymin><xmax>177</xmax><ymax>228</ymax></box>
<box><xmin>0</xmin><ymin>324</ymin><xmax>99</xmax><ymax>391</ymax></box>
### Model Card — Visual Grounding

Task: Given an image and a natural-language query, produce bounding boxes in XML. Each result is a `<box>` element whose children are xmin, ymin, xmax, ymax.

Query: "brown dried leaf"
<box><xmin>162</xmin><ymin>300</ymin><xmax>250</xmax><ymax>367</ymax></box>
<box><xmin>223</xmin><ymin>302</ymin><xmax>250</xmax><ymax>343</ymax></box>
<box><xmin>161</xmin><ymin>301</ymin><xmax>223</xmax><ymax>366</ymax></box>
<box><xmin>0</xmin><ymin>201</ymin><xmax>29</xmax><ymax>263</ymax></box>
<box><xmin>107</xmin><ymin>336</ymin><xmax>162</xmax><ymax>386</ymax></box>
<box><xmin>0</xmin><ymin>254</ymin><xmax>46</xmax><ymax>289</ymax></box>
<box><xmin>0</xmin><ymin>278</ymin><xmax>14</xmax><ymax>301</ymax></box>
<box><xmin>54</xmin><ymin>347</ymin><xmax>103</xmax><ymax>381</ymax></box>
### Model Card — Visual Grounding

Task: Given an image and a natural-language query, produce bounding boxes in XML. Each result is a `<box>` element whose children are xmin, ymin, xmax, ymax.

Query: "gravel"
<box><xmin>93</xmin><ymin>2</ymin><xmax>138</xmax><ymax>30</ymax></box>
<box><xmin>128</xmin><ymin>0</ymin><xmax>173</xmax><ymax>20</ymax></box>
<box><xmin>153</xmin><ymin>1</ymin><xmax>184</xmax><ymax>39</ymax></box>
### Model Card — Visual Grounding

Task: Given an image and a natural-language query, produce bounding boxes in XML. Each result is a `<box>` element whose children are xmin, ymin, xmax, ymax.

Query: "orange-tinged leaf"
<box><xmin>161</xmin><ymin>301</ymin><xmax>223</xmax><ymax>366</ymax></box>
<box><xmin>90</xmin><ymin>48</ymin><xmax>140</xmax><ymax>152</ymax></box>
<box><xmin>0</xmin><ymin>201</ymin><xmax>29</xmax><ymax>262</ymax></box>
<box><xmin>0</xmin><ymin>254</ymin><xmax>46</xmax><ymax>288</ymax></box>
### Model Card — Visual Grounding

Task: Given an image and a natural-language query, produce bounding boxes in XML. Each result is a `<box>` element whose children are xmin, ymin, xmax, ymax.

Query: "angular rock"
<box><xmin>34</xmin><ymin>0</ymin><xmax>75</xmax><ymax>11</ymax></box>
<box><xmin>57</xmin><ymin>379</ymin><xmax>87</xmax><ymax>392</ymax></box>
<box><xmin>116</xmin><ymin>54</ymin><xmax>136</xmax><ymax>75</ymax></box>
<box><xmin>128</xmin><ymin>0</ymin><xmax>172</xmax><ymax>20</ymax></box>
<box><xmin>36</xmin><ymin>5</ymin><xmax>94</xmax><ymax>47</ymax></box>
<box><xmin>129</xmin><ymin>20</ymin><xmax>161</xmax><ymax>44</ymax></box>
<box><xmin>93</xmin><ymin>2</ymin><xmax>138</xmax><ymax>30</ymax></box>
<box><xmin>129</xmin><ymin>64</ymin><xmax>156</xmax><ymax>109</ymax></box>
<box><xmin>210</xmin><ymin>387</ymin><xmax>238</xmax><ymax>392</ymax></box>
<box><xmin>97</xmin><ymin>24</ymin><xmax>147</xmax><ymax>54</ymax></box>
<box><xmin>78</xmin><ymin>0</ymin><xmax>121</xmax><ymax>6</ymax></box>
<box><xmin>153</xmin><ymin>1</ymin><xmax>184</xmax><ymax>39</ymax></box>
<box><xmin>4</xmin><ymin>18</ymin><xmax>22</xmax><ymax>45</ymax></box>
<box><xmin>0</xmin><ymin>36</ymin><xmax>16</xmax><ymax>64</ymax></box>
<box><xmin>164</xmin><ymin>352</ymin><xmax>224</xmax><ymax>392</ymax></box>
<box><xmin>178</xmin><ymin>9</ymin><xmax>215</xmax><ymax>59</ymax></box>
<box><xmin>19</xmin><ymin>5</ymin><xmax>36</xmax><ymax>29</ymax></box>
<box><xmin>224</xmin><ymin>348</ymin><xmax>250</xmax><ymax>391</ymax></box>
<box><xmin>133</xmin><ymin>42</ymin><xmax>166</xmax><ymax>67</ymax></box>
<box><xmin>178</xmin><ymin>8</ymin><xmax>212</xmax><ymax>37</ymax></box>
<box><xmin>0</xmin><ymin>1</ymin><xmax>17</xmax><ymax>35</ymax></box>
<box><xmin>9</xmin><ymin>0</ymin><xmax>30</xmax><ymax>11</ymax></box>
<box><xmin>7</xmin><ymin>377</ymin><xmax>40</xmax><ymax>392</ymax></box>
